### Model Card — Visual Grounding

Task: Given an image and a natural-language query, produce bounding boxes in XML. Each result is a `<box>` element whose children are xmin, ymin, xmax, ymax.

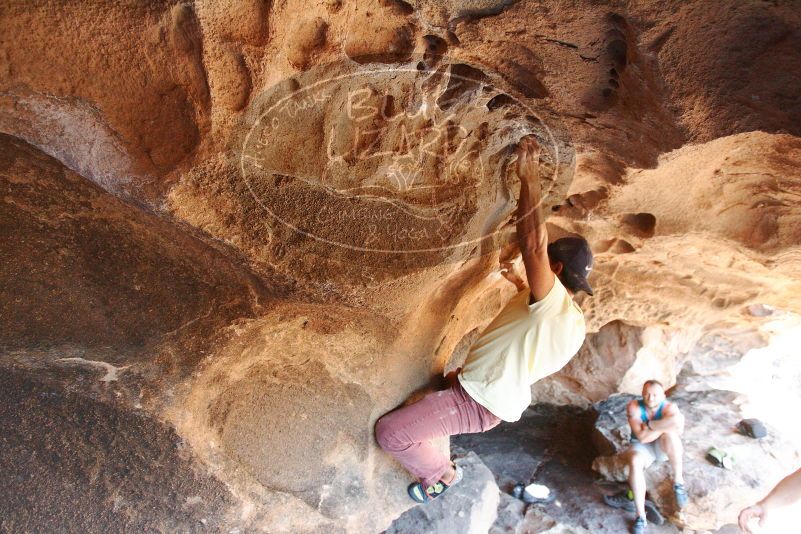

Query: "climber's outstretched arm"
<box><xmin>515</xmin><ymin>137</ymin><xmax>555</xmax><ymax>303</ymax></box>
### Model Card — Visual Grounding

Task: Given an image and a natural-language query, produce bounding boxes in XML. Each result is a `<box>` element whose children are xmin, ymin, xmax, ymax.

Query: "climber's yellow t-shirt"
<box><xmin>458</xmin><ymin>277</ymin><xmax>585</xmax><ymax>422</ymax></box>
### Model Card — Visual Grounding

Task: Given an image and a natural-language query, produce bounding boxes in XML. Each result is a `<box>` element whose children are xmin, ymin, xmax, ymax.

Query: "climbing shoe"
<box><xmin>407</xmin><ymin>464</ymin><xmax>463</xmax><ymax>503</ymax></box>
<box><xmin>632</xmin><ymin>516</ymin><xmax>647</xmax><ymax>534</ymax></box>
<box><xmin>602</xmin><ymin>489</ymin><xmax>635</xmax><ymax>510</ymax></box>
<box><xmin>674</xmin><ymin>483</ymin><xmax>688</xmax><ymax>509</ymax></box>
<box><xmin>603</xmin><ymin>490</ymin><xmax>665</xmax><ymax>525</ymax></box>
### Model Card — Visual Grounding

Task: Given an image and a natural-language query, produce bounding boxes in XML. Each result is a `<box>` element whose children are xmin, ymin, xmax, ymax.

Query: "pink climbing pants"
<box><xmin>374</xmin><ymin>380</ymin><xmax>501</xmax><ymax>487</ymax></box>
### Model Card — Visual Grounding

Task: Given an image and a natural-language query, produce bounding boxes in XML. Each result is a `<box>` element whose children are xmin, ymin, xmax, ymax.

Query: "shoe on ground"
<box><xmin>407</xmin><ymin>464</ymin><xmax>463</xmax><ymax>503</ymax></box>
<box><xmin>512</xmin><ymin>483</ymin><xmax>556</xmax><ymax>504</ymax></box>
<box><xmin>674</xmin><ymin>483</ymin><xmax>688</xmax><ymax>509</ymax></box>
<box><xmin>632</xmin><ymin>516</ymin><xmax>647</xmax><ymax>534</ymax></box>
<box><xmin>603</xmin><ymin>490</ymin><xmax>665</xmax><ymax>525</ymax></box>
<box><xmin>603</xmin><ymin>489</ymin><xmax>635</xmax><ymax>511</ymax></box>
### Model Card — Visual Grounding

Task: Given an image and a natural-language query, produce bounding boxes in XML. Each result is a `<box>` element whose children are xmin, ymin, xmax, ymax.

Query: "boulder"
<box><xmin>591</xmin><ymin>394</ymin><xmax>636</xmax><ymax>457</ymax></box>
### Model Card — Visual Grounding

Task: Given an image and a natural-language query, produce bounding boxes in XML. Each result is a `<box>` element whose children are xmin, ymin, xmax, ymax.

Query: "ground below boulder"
<box><xmin>592</xmin><ymin>387</ymin><xmax>799</xmax><ymax>531</ymax></box>
<box><xmin>382</xmin><ymin>402</ymin><xmax>748</xmax><ymax>533</ymax></box>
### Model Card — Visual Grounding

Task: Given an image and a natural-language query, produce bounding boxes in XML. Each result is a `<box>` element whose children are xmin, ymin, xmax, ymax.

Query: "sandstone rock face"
<box><xmin>531</xmin><ymin>321</ymin><xmax>705</xmax><ymax>406</ymax></box>
<box><xmin>531</xmin><ymin>321</ymin><xmax>643</xmax><ymax>407</ymax></box>
<box><xmin>563</xmin><ymin>130</ymin><xmax>801</xmax><ymax>335</ymax></box>
<box><xmin>169</xmin><ymin>305</ymin><xmax>408</xmax><ymax>531</ymax></box>
<box><xmin>2</xmin><ymin>0</ymin><xmax>801</xmax><ymax>532</ymax></box>
<box><xmin>626</xmin><ymin>1</ymin><xmax>801</xmax><ymax>142</ymax></box>
<box><xmin>0</xmin><ymin>2</ymin><xmax>211</xmax><ymax>201</ymax></box>
<box><xmin>0</xmin><ymin>367</ymin><xmax>235</xmax><ymax>534</ymax></box>
<box><xmin>0</xmin><ymin>134</ymin><xmax>279</xmax><ymax>356</ymax></box>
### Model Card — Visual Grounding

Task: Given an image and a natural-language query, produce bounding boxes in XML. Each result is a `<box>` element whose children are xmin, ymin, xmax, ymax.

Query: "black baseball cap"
<box><xmin>547</xmin><ymin>236</ymin><xmax>594</xmax><ymax>296</ymax></box>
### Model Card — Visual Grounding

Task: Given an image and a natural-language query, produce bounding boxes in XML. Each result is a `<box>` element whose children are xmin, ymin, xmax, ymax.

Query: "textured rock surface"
<box><xmin>0</xmin><ymin>367</ymin><xmax>234</xmax><ymax>534</ymax></box>
<box><xmin>0</xmin><ymin>134</ymin><xmax>281</xmax><ymax>356</ymax></box>
<box><xmin>531</xmin><ymin>321</ymin><xmax>705</xmax><ymax>406</ymax></box>
<box><xmin>2</xmin><ymin>0</ymin><xmax>801</xmax><ymax>532</ymax></box>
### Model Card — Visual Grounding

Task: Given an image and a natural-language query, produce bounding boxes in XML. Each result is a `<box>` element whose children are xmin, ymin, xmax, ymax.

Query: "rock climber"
<box><xmin>604</xmin><ymin>380</ymin><xmax>689</xmax><ymax>534</ymax></box>
<box><xmin>739</xmin><ymin>466</ymin><xmax>801</xmax><ymax>533</ymax></box>
<box><xmin>374</xmin><ymin>136</ymin><xmax>594</xmax><ymax>503</ymax></box>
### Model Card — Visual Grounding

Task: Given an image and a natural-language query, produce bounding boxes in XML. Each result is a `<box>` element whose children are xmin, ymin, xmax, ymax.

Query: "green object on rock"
<box><xmin>706</xmin><ymin>446</ymin><xmax>735</xmax><ymax>469</ymax></box>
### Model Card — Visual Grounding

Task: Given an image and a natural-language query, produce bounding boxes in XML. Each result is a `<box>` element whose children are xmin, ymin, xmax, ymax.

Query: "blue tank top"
<box><xmin>630</xmin><ymin>399</ymin><xmax>665</xmax><ymax>443</ymax></box>
<box><xmin>639</xmin><ymin>399</ymin><xmax>665</xmax><ymax>423</ymax></box>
